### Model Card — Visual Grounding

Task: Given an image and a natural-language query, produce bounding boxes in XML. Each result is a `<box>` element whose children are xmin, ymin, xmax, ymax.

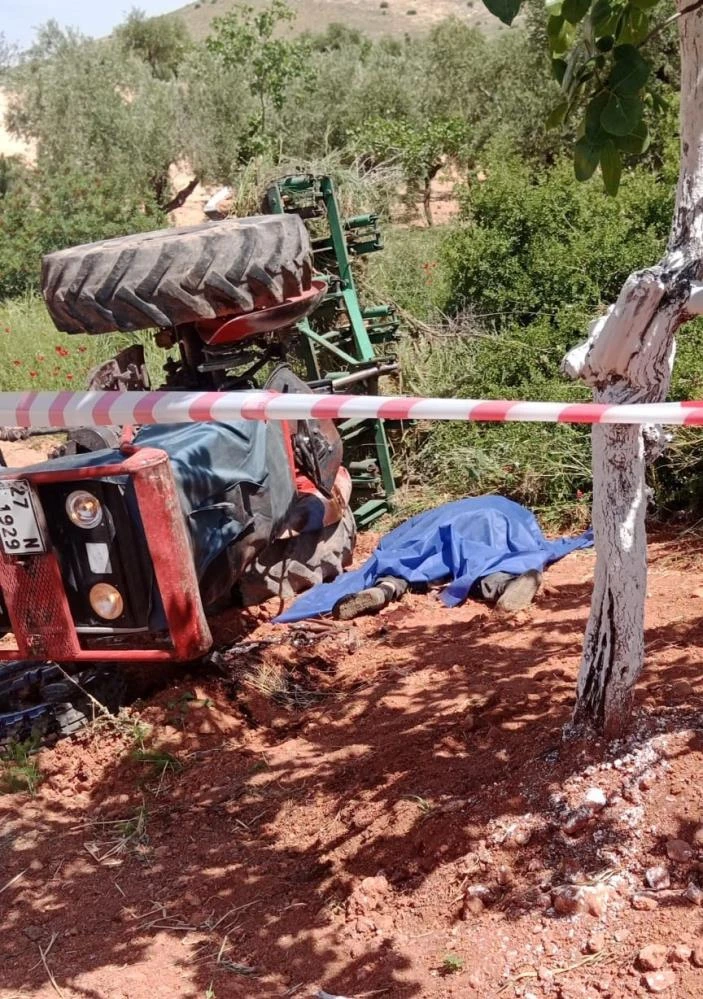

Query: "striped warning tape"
<box><xmin>2</xmin><ymin>390</ymin><xmax>703</xmax><ymax>428</ymax></box>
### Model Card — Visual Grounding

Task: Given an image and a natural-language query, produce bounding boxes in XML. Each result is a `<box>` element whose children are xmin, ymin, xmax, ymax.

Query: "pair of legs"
<box><xmin>333</xmin><ymin>568</ymin><xmax>542</xmax><ymax>620</ymax></box>
<box><xmin>470</xmin><ymin>569</ymin><xmax>542</xmax><ymax>614</ymax></box>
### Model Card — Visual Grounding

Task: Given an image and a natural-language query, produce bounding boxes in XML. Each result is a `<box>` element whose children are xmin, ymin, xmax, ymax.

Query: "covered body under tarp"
<box><xmin>276</xmin><ymin>495</ymin><xmax>593</xmax><ymax>623</ymax></box>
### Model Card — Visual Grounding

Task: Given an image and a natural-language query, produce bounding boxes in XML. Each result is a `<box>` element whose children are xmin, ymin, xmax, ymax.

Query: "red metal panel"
<box><xmin>0</xmin><ymin>549</ymin><xmax>81</xmax><ymax>659</ymax></box>
<box><xmin>126</xmin><ymin>449</ymin><xmax>212</xmax><ymax>661</ymax></box>
<box><xmin>195</xmin><ymin>279</ymin><xmax>326</xmax><ymax>345</ymax></box>
<box><xmin>0</xmin><ymin>447</ymin><xmax>211</xmax><ymax>663</ymax></box>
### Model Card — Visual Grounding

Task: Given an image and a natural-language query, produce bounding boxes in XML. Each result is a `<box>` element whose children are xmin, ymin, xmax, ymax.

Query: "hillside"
<box><xmin>175</xmin><ymin>0</ymin><xmax>507</xmax><ymax>41</ymax></box>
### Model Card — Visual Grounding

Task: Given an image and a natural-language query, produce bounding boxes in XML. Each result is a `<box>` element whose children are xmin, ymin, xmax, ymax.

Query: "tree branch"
<box><xmin>161</xmin><ymin>176</ymin><xmax>199</xmax><ymax>214</ymax></box>
<box><xmin>642</xmin><ymin>0</ymin><xmax>703</xmax><ymax>47</ymax></box>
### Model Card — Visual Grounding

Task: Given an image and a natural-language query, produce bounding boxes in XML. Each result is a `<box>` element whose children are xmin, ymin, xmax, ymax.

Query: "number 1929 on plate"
<box><xmin>0</xmin><ymin>479</ymin><xmax>46</xmax><ymax>555</ymax></box>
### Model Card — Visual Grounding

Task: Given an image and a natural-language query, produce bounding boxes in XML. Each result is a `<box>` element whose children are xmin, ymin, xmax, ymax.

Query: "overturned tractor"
<box><xmin>0</xmin><ymin>176</ymin><xmax>399</xmax><ymax>742</ymax></box>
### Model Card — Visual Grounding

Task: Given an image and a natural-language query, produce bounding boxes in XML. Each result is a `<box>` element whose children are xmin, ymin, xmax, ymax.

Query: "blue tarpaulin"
<box><xmin>275</xmin><ymin>495</ymin><xmax>593</xmax><ymax>623</ymax></box>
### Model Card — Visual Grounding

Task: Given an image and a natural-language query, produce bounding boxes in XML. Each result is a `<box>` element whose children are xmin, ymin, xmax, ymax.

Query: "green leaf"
<box><xmin>608</xmin><ymin>44</ymin><xmax>650</xmax><ymax>93</ymax></box>
<box><xmin>584</xmin><ymin>91</ymin><xmax>609</xmax><ymax>140</ymax></box>
<box><xmin>552</xmin><ymin>57</ymin><xmax>568</xmax><ymax>83</ymax></box>
<box><xmin>547</xmin><ymin>14</ymin><xmax>574</xmax><ymax>53</ymax></box>
<box><xmin>546</xmin><ymin>100</ymin><xmax>568</xmax><ymax>129</ymax></box>
<box><xmin>574</xmin><ymin>135</ymin><xmax>601</xmax><ymax>180</ymax></box>
<box><xmin>482</xmin><ymin>0</ymin><xmax>522</xmax><ymax>24</ymax></box>
<box><xmin>619</xmin><ymin>7</ymin><xmax>649</xmax><ymax>44</ymax></box>
<box><xmin>615</xmin><ymin>119</ymin><xmax>650</xmax><ymax>154</ymax></box>
<box><xmin>562</xmin><ymin>0</ymin><xmax>590</xmax><ymax>23</ymax></box>
<box><xmin>630</xmin><ymin>0</ymin><xmax>658</xmax><ymax>9</ymax></box>
<box><xmin>595</xmin><ymin>35</ymin><xmax>614</xmax><ymax>51</ymax></box>
<box><xmin>545</xmin><ymin>0</ymin><xmax>563</xmax><ymax>13</ymax></box>
<box><xmin>591</xmin><ymin>0</ymin><xmax>617</xmax><ymax>35</ymax></box>
<box><xmin>600</xmin><ymin>140</ymin><xmax>622</xmax><ymax>195</ymax></box>
<box><xmin>601</xmin><ymin>90</ymin><xmax>642</xmax><ymax>135</ymax></box>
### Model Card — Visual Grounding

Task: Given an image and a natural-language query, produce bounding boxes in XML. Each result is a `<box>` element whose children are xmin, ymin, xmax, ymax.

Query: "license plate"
<box><xmin>0</xmin><ymin>480</ymin><xmax>46</xmax><ymax>555</ymax></box>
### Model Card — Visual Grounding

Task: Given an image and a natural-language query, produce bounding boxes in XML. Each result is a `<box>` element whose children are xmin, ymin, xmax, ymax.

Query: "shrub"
<box><xmin>0</xmin><ymin>165</ymin><xmax>164</xmax><ymax>300</ymax></box>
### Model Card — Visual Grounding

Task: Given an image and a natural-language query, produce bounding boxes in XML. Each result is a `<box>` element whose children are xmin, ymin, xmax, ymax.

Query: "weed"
<box><xmin>132</xmin><ymin>747</ymin><xmax>182</xmax><ymax>777</ymax></box>
<box><xmin>117</xmin><ymin>802</ymin><xmax>149</xmax><ymax>845</ymax></box>
<box><xmin>0</xmin><ymin>738</ymin><xmax>42</xmax><ymax>795</ymax></box>
<box><xmin>84</xmin><ymin>800</ymin><xmax>149</xmax><ymax>862</ymax></box>
<box><xmin>403</xmin><ymin>794</ymin><xmax>434</xmax><ymax>815</ymax></box>
<box><xmin>441</xmin><ymin>953</ymin><xmax>464</xmax><ymax>975</ymax></box>
<box><xmin>204</xmin><ymin>986</ymin><xmax>216</xmax><ymax>999</ymax></box>
<box><xmin>0</xmin><ymin>295</ymin><xmax>174</xmax><ymax>392</ymax></box>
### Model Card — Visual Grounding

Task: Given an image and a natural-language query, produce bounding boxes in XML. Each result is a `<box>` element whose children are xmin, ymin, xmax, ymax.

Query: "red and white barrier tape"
<box><xmin>3</xmin><ymin>390</ymin><xmax>703</xmax><ymax>428</ymax></box>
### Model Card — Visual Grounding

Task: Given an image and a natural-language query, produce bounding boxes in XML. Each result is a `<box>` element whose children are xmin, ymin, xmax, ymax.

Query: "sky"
<box><xmin>5</xmin><ymin>0</ymin><xmax>181</xmax><ymax>48</ymax></box>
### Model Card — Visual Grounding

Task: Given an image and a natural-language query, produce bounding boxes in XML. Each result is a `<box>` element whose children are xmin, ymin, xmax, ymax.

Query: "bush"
<box><xmin>0</xmin><ymin>165</ymin><xmax>164</xmax><ymax>300</ymax></box>
<box><xmin>367</xmin><ymin>146</ymin><xmax>701</xmax><ymax>523</ymax></box>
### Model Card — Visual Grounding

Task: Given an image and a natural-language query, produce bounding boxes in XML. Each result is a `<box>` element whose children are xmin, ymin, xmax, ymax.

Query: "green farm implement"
<box><xmin>262</xmin><ymin>174</ymin><xmax>398</xmax><ymax>526</ymax></box>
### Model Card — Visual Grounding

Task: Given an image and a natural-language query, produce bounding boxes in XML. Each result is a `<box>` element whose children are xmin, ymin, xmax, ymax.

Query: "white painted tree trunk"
<box><xmin>563</xmin><ymin>1</ymin><xmax>703</xmax><ymax>736</ymax></box>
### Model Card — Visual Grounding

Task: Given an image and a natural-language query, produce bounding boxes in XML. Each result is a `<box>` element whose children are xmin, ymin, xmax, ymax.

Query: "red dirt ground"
<box><xmin>2</xmin><ymin>533</ymin><xmax>703</xmax><ymax>999</ymax></box>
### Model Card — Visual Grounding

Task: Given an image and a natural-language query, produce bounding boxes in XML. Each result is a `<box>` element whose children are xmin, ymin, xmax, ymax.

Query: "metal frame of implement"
<box><xmin>262</xmin><ymin>174</ymin><xmax>398</xmax><ymax>527</ymax></box>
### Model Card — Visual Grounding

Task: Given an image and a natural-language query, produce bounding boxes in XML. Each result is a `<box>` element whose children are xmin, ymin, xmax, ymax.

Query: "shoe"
<box><xmin>495</xmin><ymin>569</ymin><xmax>542</xmax><ymax>615</ymax></box>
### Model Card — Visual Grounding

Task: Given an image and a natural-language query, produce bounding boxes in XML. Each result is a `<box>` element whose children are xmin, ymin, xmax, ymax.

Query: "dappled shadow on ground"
<box><xmin>2</xmin><ymin>541</ymin><xmax>703</xmax><ymax>997</ymax></box>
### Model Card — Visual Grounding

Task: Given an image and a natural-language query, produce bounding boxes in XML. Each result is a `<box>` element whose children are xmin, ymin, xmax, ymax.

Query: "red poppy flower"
<box><xmin>66</xmin><ymin>373</ymin><xmax>74</xmax><ymax>381</ymax></box>
<box><xmin>29</xmin><ymin>371</ymin><xmax>37</xmax><ymax>378</ymax></box>
<box><xmin>12</xmin><ymin>359</ymin><xmax>21</xmax><ymax>366</ymax></box>
<box><xmin>78</xmin><ymin>345</ymin><xmax>87</xmax><ymax>354</ymax></box>
<box><xmin>55</xmin><ymin>345</ymin><xmax>70</xmax><ymax>357</ymax></box>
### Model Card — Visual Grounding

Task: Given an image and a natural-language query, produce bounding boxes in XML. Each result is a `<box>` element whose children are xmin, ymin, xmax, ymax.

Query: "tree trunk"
<box><xmin>423</xmin><ymin>177</ymin><xmax>433</xmax><ymax>227</ymax></box>
<box><xmin>422</xmin><ymin>161</ymin><xmax>443</xmax><ymax>227</ymax></box>
<box><xmin>564</xmin><ymin>0</ymin><xmax>703</xmax><ymax>736</ymax></box>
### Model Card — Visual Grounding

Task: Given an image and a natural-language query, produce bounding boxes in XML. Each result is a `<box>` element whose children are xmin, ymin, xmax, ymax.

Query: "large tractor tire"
<box><xmin>239</xmin><ymin>507</ymin><xmax>357</xmax><ymax>607</ymax></box>
<box><xmin>41</xmin><ymin>215</ymin><xmax>314</xmax><ymax>334</ymax></box>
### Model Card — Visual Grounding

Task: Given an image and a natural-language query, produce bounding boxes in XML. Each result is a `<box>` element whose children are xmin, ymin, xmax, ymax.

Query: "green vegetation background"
<box><xmin>1</xmin><ymin>3</ymin><xmax>701</xmax><ymax>526</ymax></box>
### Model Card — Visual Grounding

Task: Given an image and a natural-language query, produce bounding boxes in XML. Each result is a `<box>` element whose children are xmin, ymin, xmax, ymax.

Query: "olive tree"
<box><xmin>482</xmin><ymin>0</ymin><xmax>703</xmax><ymax>735</ymax></box>
<box><xmin>206</xmin><ymin>0</ymin><xmax>312</xmax><ymax>153</ymax></box>
<box><xmin>6</xmin><ymin>23</ymin><xmax>185</xmax><ymax>208</ymax></box>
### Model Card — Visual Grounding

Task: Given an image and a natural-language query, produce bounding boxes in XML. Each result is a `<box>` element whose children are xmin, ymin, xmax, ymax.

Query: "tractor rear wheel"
<box><xmin>239</xmin><ymin>507</ymin><xmax>357</xmax><ymax>606</ymax></box>
<box><xmin>41</xmin><ymin>215</ymin><xmax>313</xmax><ymax>334</ymax></box>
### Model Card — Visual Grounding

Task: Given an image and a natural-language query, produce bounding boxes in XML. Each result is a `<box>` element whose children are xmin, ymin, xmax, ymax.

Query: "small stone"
<box><xmin>666</xmin><ymin>839</ymin><xmax>693</xmax><ymax>864</ymax></box>
<box><xmin>632</xmin><ymin>894</ymin><xmax>658</xmax><ymax>910</ymax></box>
<box><xmin>644</xmin><ymin>969</ymin><xmax>676</xmax><ymax>993</ymax></box>
<box><xmin>638</xmin><ymin>944</ymin><xmax>667</xmax><ymax>971</ymax></box>
<box><xmin>585</xmin><ymin>787</ymin><xmax>607</xmax><ymax>810</ymax></box>
<box><xmin>668</xmin><ymin>944</ymin><xmax>692</xmax><ymax>964</ymax></box>
<box><xmin>463</xmin><ymin>895</ymin><xmax>484</xmax><ymax>916</ymax></box>
<box><xmin>692</xmin><ymin>825</ymin><xmax>703</xmax><ymax>848</ymax></box>
<box><xmin>587</xmin><ymin>931</ymin><xmax>606</xmax><ymax>954</ymax></box>
<box><xmin>692</xmin><ymin>943</ymin><xmax>703</xmax><ymax>968</ymax></box>
<box><xmin>645</xmin><ymin>866</ymin><xmax>671</xmax><ymax>891</ymax></box>
<box><xmin>538</xmin><ymin>966</ymin><xmax>554</xmax><ymax>983</ymax></box>
<box><xmin>562</xmin><ymin>808</ymin><xmax>592</xmax><ymax>836</ymax></box>
<box><xmin>614</xmin><ymin>928</ymin><xmax>629</xmax><ymax>942</ymax></box>
<box><xmin>583</xmin><ymin>884</ymin><xmax>609</xmax><ymax>917</ymax></box>
<box><xmin>23</xmin><ymin>925</ymin><xmax>43</xmax><ymax>941</ymax></box>
<box><xmin>684</xmin><ymin>882</ymin><xmax>703</xmax><ymax>906</ymax></box>
<box><xmin>552</xmin><ymin>886</ymin><xmax>581</xmax><ymax>916</ymax></box>
<box><xmin>496</xmin><ymin>864</ymin><xmax>514</xmax><ymax>887</ymax></box>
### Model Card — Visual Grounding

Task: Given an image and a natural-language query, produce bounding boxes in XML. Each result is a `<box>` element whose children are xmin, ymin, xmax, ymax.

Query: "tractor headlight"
<box><xmin>89</xmin><ymin>582</ymin><xmax>124</xmax><ymax>621</ymax></box>
<box><xmin>65</xmin><ymin>490</ymin><xmax>103</xmax><ymax>529</ymax></box>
